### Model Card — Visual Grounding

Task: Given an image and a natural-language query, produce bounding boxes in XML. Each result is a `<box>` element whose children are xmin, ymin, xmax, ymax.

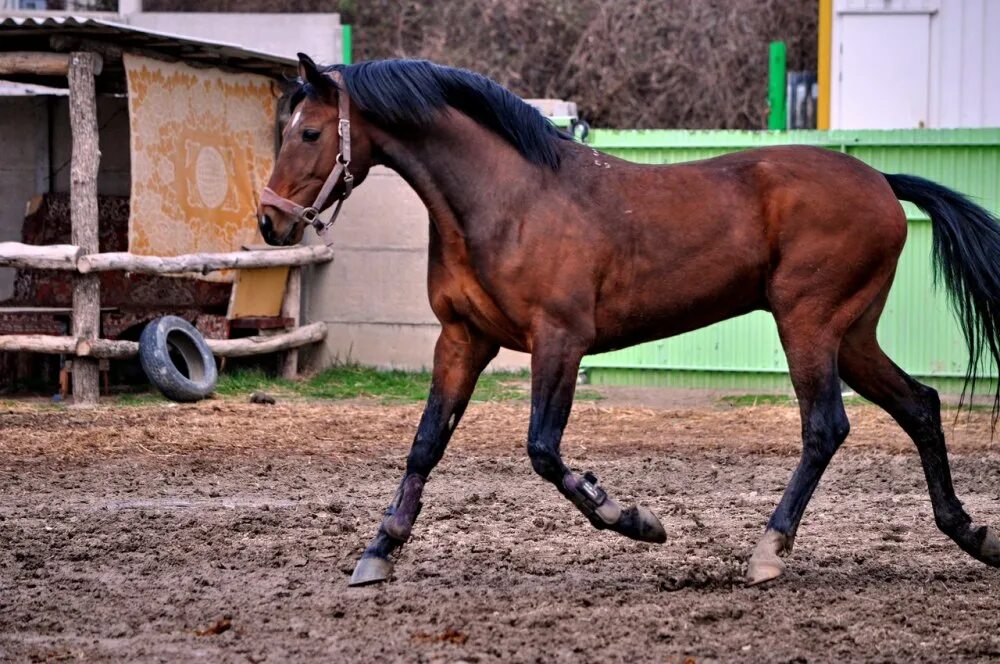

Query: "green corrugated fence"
<box><xmin>581</xmin><ymin>129</ymin><xmax>1000</xmax><ymax>393</ymax></box>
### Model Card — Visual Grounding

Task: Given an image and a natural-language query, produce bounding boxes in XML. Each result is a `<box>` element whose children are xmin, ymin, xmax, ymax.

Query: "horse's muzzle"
<box><xmin>257</xmin><ymin>208</ymin><xmax>298</xmax><ymax>246</ymax></box>
<box><xmin>258</xmin><ymin>213</ymin><xmax>277</xmax><ymax>244</ymax></box>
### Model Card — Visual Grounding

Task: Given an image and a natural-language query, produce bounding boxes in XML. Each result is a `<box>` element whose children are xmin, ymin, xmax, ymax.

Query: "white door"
<box><xmin>837</xmin><ymin>12</ymin><xmax>931</xmax><ymax>129</ymax></box>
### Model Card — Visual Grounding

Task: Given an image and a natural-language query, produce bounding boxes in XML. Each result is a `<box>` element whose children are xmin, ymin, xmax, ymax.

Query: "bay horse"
<box><xmin>258</xmin><ymin>54</ymin><xmax>1000</xmax><ymax>587</ymax></box>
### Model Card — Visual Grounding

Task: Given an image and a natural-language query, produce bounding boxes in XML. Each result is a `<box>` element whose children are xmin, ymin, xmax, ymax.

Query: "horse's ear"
<box><xmin>297</xmin><ymin>52</ymin><xmax>332</xmax><ymax>93</ymax></box>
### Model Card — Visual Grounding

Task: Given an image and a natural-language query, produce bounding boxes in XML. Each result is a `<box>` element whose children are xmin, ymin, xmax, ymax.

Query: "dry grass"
<box><xmin>2</xmin><ymin>399</ymin><xmax>995</xmax><ymax>462</ymax></box>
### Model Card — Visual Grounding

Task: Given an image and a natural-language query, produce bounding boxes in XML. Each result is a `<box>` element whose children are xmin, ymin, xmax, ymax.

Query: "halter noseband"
<box><xmin>260</xmin><ymin>69</ymin><xmax>354</xmax><ymax>245</ymax></box>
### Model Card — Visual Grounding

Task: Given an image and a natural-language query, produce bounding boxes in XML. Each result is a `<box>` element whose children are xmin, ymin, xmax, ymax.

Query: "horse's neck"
<box><xmin>372</xmin><ymin>114</ymin><xmax>548</xmax><ymax>246</ymax></box>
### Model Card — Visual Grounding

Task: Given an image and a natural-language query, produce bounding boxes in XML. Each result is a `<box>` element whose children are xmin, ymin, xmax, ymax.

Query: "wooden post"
<box><xmin>68</xmin><ymin>52</ymin><xmax>103</xmax><ymax>407</ymax></box>
<box><xmin>279</xmin><ymin>266</ymin><xmax>303</xmax><ymax>379</ymax></box>
<box><xmin>817</xmin><ymin>0</ymin><xmax>833</xmax><ymax>130</ymax></box>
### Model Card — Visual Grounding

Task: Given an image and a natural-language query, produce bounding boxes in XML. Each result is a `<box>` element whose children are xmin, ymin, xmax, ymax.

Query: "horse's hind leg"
<box><xmin>526</xmin><ymin>330</ymin><xmax>666</xmax><ymax>543</ymax></box>
<box><xmin>839</xmin><ymin>308</ymin><xmax>1000</xmax><ymax>568</ymax></box>
<box><xmin>747</xmin><ymin>332</ymin><xmax>851</xmax><ymax>585</ymax></box>
<box><xmin>349</xmin><ymin>325</ymin><xmax>498</xmax><ymax>586</ymax></box>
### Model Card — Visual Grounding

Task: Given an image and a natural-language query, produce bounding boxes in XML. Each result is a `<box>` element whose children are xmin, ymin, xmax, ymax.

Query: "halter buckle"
<box><xmin>301</xmin><ymin>206</ymin><xmax>320</xmax><ymax>226</ymax></box>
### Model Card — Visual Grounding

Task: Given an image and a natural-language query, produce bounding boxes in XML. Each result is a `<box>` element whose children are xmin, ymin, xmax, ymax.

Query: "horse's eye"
<box><xmin>302</xmin><ymin>128</ymin><xmax>321</xmax><ymax>143</ymax></box>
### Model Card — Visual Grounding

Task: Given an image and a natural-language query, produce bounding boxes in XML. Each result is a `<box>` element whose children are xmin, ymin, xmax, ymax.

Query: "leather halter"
<box><xmin>260</xmin><ymin>69</ymin><xmax>354</xmax><ymax>245</ymax></box>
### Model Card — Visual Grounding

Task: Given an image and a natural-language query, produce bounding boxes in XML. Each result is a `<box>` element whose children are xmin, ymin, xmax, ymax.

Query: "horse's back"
<box><xmin>583</xmin><ymin>144</ymin><xmax>907</xmax><ymax>351</ymax></box>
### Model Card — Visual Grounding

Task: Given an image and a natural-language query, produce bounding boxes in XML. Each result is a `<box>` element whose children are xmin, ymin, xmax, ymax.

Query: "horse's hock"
<box><xmin>305</xmin><ymin>165</ymin><xmax>529</xmax><ymax>372</ymax></box>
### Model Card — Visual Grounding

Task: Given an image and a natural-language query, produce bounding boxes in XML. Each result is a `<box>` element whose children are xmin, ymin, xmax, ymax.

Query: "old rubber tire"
<box><xmin>139</xmin><ymin>316</ymin><xmax>217</xmax><ymax>402</ymax></box>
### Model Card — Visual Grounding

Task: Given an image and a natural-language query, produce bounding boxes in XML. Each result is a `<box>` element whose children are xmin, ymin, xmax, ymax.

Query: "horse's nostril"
<box><xmin>259</xmin><ymin>214</ymin><xmax>273</xmax><ymax>237</ymax></box>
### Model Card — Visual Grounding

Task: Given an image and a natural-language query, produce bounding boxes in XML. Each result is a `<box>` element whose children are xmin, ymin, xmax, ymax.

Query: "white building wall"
<box><xmin>302</xmin><ymin>167</ymin><xmax>530</xmax><ymax>372</ymax></box>
<box><xmin>931</xmin><ymin>0</ymin><xmax>1000</xmax><ymax>127</ymax></box>
<box><xmin>831</xmin><ymin>0</ymin><xmax>1000</xmax><ymax>129</ymax></box>
<box><xmin>126</xmin><ymin>13</ymin><xmax>342</xmax><ymax>65</ymax></box>
<box><xmin>0</xmin><ymin>8</ymin><xmax>342</xmax><ymax>65</ymax></box>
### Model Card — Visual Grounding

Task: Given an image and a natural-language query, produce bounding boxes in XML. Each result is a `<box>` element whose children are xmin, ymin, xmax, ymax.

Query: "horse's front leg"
<box><xmin>527</xmin><ymin>330</ymin><xmax>667</xmax><ymax>543</ymax></box>
<box><xmin>349</xmin><ymin>326</ymin><xmax>498</xmax><ymax>586</ymax></box>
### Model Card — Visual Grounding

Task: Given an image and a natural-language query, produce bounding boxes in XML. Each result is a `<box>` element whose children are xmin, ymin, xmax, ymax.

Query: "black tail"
<box><xmin>884</xmin><ymin>173</ymin><xmax>1000</xmax><ymax>427</ymax></box>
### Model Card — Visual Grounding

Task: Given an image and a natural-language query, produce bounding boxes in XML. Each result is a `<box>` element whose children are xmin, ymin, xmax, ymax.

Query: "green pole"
<box><xmin>767</xmin><ymin>40</ymin><xmax>787</xmax><ymax>130</ymax></box>
<box><xmin>342</xmin><ymin>24</ymin><xmax>353</xmax><ymax>65</ymax></box>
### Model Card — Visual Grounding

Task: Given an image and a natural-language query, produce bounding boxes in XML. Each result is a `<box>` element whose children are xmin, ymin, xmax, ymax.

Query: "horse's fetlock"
<box><xmin>527</xmin><ymin>441</ymin><xmax>562</xmax><ymax>481</ymax></box>
<box><xmin>933</xmin><ymin>507</ymin><xmax>971</xmax><ymax>537</ymax></box>
<box><xmin>562</xmin><ymin>471</ymin><xmax>622</xmax><ymax>527</ymax></box>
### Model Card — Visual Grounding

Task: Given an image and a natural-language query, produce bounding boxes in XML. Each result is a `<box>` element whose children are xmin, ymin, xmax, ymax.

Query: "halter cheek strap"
<box><xmin>261</xmin><ymin>69</ymin><xmax>354</xmax><ymax>246</ymax></box>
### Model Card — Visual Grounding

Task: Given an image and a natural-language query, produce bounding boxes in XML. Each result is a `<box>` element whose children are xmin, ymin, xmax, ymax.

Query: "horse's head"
<box><xmin>257</xmin><ymin>54</ymin><xmax>374</xmax><ymax>246</ymax></box>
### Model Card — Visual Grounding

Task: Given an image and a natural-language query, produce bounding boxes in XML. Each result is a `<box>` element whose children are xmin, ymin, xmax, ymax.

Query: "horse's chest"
<box><xmin>431</xmin><ymin>263</ymin><xmax>530</xmax><ymax>351</ymax></box>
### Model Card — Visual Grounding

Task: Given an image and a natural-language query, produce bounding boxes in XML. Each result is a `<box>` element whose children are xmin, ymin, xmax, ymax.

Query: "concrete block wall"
<box><xmin>304</xmin><ymin>166</ymin><xmax>530</xmax><ymax>372</ymax></box>
<box><xmin>0</xmin><ymin>96</ymin><xmax>47</xmax><ymax>301</ymax></box>
<box><xmin>0</xmin><ymin>94</ymin><xmax>131</xmax><ymax>301</ymax></box>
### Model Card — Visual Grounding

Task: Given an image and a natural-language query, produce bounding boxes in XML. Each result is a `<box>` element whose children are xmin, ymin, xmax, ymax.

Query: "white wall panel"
<box><xmin>833</xmin><ymin>0</ymin><xmax>1000</xmax><ymax>129</ymax></box>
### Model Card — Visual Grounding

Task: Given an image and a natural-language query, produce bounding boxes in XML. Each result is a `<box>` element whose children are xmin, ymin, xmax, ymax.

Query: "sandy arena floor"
<box><xmin>1</xmin><ymin>396</ymin><xmax>999</xmax><ymax>662</ymax></box>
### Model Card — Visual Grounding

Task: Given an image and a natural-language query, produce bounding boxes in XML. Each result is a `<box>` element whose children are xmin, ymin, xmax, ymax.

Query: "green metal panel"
<box><xmin>581</xmin><ymin>129</ymin><xmax>1000</xmax><ymax>393</ymax></box>
<box><xmin>767</xmin><ymin>42</ymin><xmax>787</xmax><ymax>130</ymax></box>
<box><xmin>342</xmin><ymin>24</ymin><xmax>353</xmax><ymax>65</ymax></box>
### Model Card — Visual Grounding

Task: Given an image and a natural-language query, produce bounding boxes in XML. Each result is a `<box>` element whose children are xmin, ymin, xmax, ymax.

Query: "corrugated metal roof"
<box><xmin>0</xmin><ymin>14</ymin><xmax>296</xmax><ymax>78</ymax></box>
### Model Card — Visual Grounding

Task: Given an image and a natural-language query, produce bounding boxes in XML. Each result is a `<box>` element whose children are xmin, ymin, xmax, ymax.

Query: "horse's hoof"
<box><xmin>747</xmin><ymin>529</ymin><xmax>790</xmax><ymax>586</ymax></box>
<box><xmin>747</xmin><ymin>554</ymin><xmax>785</xmax><ymax>586</ymax></box>
<box><xmin>633</xmin><ymin>505</ymin><xmax>667</xmax><ymax>543</ymax></box>
<box><xmin>349</xmin><ymin>555</ymin><xmax>393</xmax><ymax>587</ymax></box>
<box><xmin>979</xmin><ymin>526</ymin><xmax>1000</xmax><ymax>566</ymax></box>
<box><xmin>612</xmin><ymin>505</ymin><xmax>667</xmax><ymax>543</ymax></box>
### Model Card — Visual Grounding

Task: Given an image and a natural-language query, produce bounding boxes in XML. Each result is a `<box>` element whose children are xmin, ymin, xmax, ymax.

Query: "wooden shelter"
<box><xmin>0</xmin><ymin>16</ymin><xmax>331</xmax><ymax>405</ymax></box>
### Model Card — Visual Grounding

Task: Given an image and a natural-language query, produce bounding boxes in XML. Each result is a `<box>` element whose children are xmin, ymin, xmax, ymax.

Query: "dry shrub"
<box><xmin>144</xmin><ymin>0</ymin><xmax>817</xmax><ymax>128</ymax></box>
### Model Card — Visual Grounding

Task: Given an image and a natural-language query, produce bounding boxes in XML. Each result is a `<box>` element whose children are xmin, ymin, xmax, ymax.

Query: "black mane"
<box><xmin>294</xmin><ymin>59</ymin><xmax>570</xmax><ymax>170</ymax></box>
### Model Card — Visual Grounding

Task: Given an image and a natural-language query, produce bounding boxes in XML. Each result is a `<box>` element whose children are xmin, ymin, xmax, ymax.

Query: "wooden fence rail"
<box><xmin>0</xmin><ymin>242</ymin><xmax>334</xmax><ymax>274</ymax></box>
<box><xmin>1</xmin><ymin>322</ymin><xmax>328</xmax><ymax>360</ymax></box>
<box><xmin>78</xmin><ymin>245</ymin><xmax>334</xmax><ymax>274</ymax></box>
<box><xmin>0</xmin><ymin>243</ymin><xmax>82</xmax><ymax>270</ymax></box>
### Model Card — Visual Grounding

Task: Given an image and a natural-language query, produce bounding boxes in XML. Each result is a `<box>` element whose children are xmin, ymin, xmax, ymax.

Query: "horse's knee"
<box><xmin>527</xmin><ymin>438</ymin><xmax>562</xmax><ymax>482</ymax></box>
<box><xmin>831</xmin><ymin>409</ymin><xmax>850</xmax><ymax>444</ymax></box>
<box><xmin>803</xmin><ymin>403</ymin><xmax>850</xmax><ymax>464</ymax></box>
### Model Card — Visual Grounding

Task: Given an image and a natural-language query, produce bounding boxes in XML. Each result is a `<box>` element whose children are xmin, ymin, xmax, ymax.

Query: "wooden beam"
<box><xmin>75</xmin><ymin>338</ymin><xmax>138</xmax><ymax>360</ymax></box>
<box><xmin>0</xmin><ymin>52</ymin><xmax>78</xmax><ymax>77</ymax></box>
<box><xmin>49</xmin><ymin>36</ymin><xmax>123</xmax><ymax>67</ymax></box>
<box><xmin>77</xmin><ymin>245</ymin><xmax>335</xmax><ymax>274</ymax></box>
<box><xmin>279</xmin><ymin>266</ymin><xmax>303</xmax><ymax>379</ymax></box>
<box><xmin>0</xmin><ymin>242</ymin><xmax>82</xmax><ymax>270</ymax></box>
<box><xmin>208</xmin><ymin>321</ymin><xmax>326</xmax><ymax>358</ymax></box>
<box><xmin>69</xmin><ymin>51</ymin><xmax>103</xmax><ymax>407</ymax></box>
<box><xmin>0</xmin><ymin>335</ymin><xmax>77</xmax><ymax>354</ymax></box>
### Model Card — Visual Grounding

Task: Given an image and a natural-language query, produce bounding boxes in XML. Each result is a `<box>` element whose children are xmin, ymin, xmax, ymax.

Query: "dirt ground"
<box><xmin>2</xmin><ymin>394</ymin><xmax>999</xmax><ymax>663</ymax></box>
